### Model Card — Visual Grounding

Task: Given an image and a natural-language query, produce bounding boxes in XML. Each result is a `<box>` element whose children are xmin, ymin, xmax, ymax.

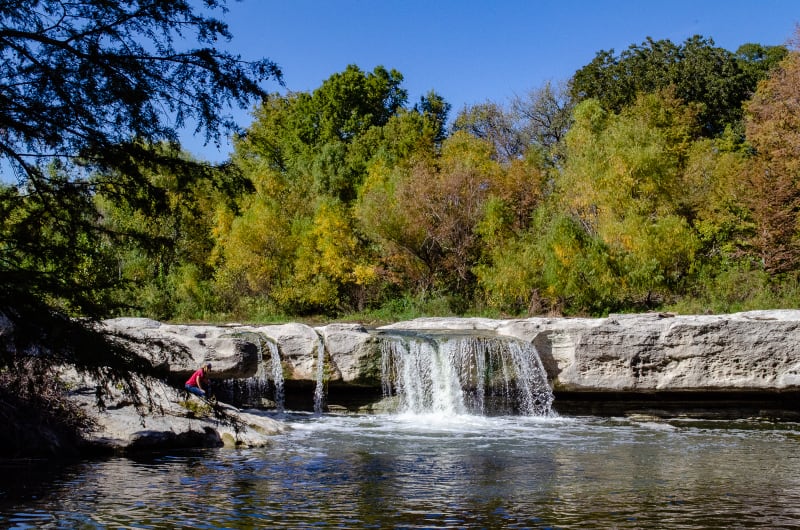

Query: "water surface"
<box><xmin>2</xmin><ymin>413</ymin><xmax>799</xmax><ymax>529</ymax></box>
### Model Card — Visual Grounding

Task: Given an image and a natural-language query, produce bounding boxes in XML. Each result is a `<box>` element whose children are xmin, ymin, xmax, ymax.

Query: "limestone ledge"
<box><xmin>9</xmin><ymin>310</ymin><xmax>796</xmax><ymax>454</ymax></box>
<box><xmin>35</xmin><ymin>310</ymin><xmax>800</xmax><ymax>453</ymax></box>
<box><xmin>104</xmin><ymin>310</ymin><xmax>800</xmax><ymax>393</ymax></box>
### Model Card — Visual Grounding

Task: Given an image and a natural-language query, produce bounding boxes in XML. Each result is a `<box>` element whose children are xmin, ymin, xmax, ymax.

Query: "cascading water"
<box><xmin>380</xmin><ymin>331</ymin><xmax>554</xmax><ymax>416</ymax></box>
<box><xmin>313</xmin><ymin>332</ymin><xmax>326</xmax><ymax>415</ymax></box>
<box><xmin>264</xmin><ymin>339</ymin><xmax>285</xmax><ymax>414</ymax></box>
<box><xmin>215</xmin><ymin>333</ymin><xmax>285</xmax><ymax>411</ymax></box>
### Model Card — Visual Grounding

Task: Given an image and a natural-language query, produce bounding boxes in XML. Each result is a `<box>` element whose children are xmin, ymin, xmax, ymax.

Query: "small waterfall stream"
<box><xmin>265</xmin><ymin>339</ymin><xmax>285</xmax><ymax>413</ymax></box>
<box><xmin>379</xmin><ymin>331</ymin><xmax>554</xmax><ymax>416</ymax></box>
<box><xmin>313</xmin><ymin>333</ymin><xmax>326</xmax><ymax>415</ymax></box>
<box><xmin>215</xmin><ymin>333</ymin><xmax>285</xmax><ymax>411</ymax></box>
<box><xmin>214</xmin><ymin>328</ymin><xmax>551</xmax><ymax>416</ymax></box>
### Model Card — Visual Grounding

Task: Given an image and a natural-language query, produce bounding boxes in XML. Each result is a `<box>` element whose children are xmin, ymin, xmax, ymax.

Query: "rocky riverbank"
<box><xmin>102</xmin><ymin>310</ymin><xmax>800</xmax><ymax>422</ymax></box>
<box><xmin>8</xmin><ymin>310</ymin><xmax>800</xmax><ymax>455</ymax></box>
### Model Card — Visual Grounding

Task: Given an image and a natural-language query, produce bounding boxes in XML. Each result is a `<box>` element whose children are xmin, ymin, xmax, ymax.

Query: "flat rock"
<box><xmin>65</xmin><ymin>369</ymin><xmax>287</xmax><ymax>454</ymax></box>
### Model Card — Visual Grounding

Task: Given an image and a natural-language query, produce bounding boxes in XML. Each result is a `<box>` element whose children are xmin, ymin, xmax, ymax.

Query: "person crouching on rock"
<box><xmin>185</xmin><ymin>363</ymin><xmax>212</xmax><ymax>399</ymax></box>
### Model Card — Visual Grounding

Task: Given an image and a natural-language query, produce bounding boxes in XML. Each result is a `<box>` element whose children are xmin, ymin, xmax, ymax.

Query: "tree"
<box><xmin>742</xmin><ymin>37</ymin><xmax>800</xmax><ymax>274</ymax></box>
<box><xmin>735</xmin><ymin>43</ymin><xmax>789</xmax><ymax>91</ymax></box>
<box><xmin>451</xmin><ymin>101</ymin><xmax>526</xmax><ymax>163</ymax></box>
<box><xmin>362</xmin><ymin>131</ymin><xmax>505</xmax><ymax>307</ymax></box>
<box><xmin>553</xmin><ymin>91</ymin><xmax>702</xmax><ymax>310</ymax></box>
<box><xmin>570</xmin><ymin>36</ymin><xmax>785</xmax><ymax>136</ymax></box>
<box><xmin>511</xmin><ymin>80</ymin><xmax>574</xmax><ymax>163</ymax></box>
<box><xmin>0</xmin><ymin>0</ymin><xmax>281</xmax><ymax>452</ymax></box>
<box><xmin>219</xmin><ymin>66</ymin><xmax>439</xmax><ymax>315</ymax></box>
<box><xmin>94</xmin><ymin>146</ymin><xmax>247</xmax><ymax>320</ymax></box>
<box><xmin>452</xmin><ymin>80</ymin><xmax>573</xmax><ymax>167</ymax></box>
<box><xmin>414</xmin><ymin>90</ymin><xmax>452</xmax><ymax>145</ymax></box>
<box><xmin>0</xmin><ymin>0</ymin><xmax>280</xmax><ymax>308</ymax></box>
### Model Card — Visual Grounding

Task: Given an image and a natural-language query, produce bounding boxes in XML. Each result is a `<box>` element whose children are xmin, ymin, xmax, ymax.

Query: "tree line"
<box><xmin>3</xmin><ymin>7</ymin><xmax>799</xmax><ymax>328</ymax></box>
<box><xmin>95</xmin><ymin>34</ymin><xmax>799</xmax><ymax>321</ymax></box>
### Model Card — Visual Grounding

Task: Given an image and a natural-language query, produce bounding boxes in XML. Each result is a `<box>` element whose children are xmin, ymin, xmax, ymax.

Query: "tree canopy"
<box><xmin>0</xmin><ymin>0</ymin><xmax>282</xmax><ymax>449</ymax></box>
<box><xmin>0</xmin><ymin>0</ymin><xmax>281</xmax><ymax>316</ymax></box>
<box><xmin>92</xmin><ymin>29</ymin><xmax>797</xmax><ymax>321</ymax></box>
<box><xmin>571</xmin><ymin>36</ymin><xmax>787</xmax><ymax>135</ymax></box>
<box><xmin>3</xmin><ymin>7</ymin><xmax>798</xmax><ymax>337</ymax></box>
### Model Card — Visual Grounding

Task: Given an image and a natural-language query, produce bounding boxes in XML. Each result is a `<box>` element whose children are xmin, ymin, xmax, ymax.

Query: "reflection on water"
<box><xmin>2</xmin><ymin>413</ymin><xmax>800</xmax><ymax>528</ymax></box>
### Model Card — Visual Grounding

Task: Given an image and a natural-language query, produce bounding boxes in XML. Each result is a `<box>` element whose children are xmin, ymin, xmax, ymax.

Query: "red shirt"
<box><xmin>186</xmin><ymin>367</ymin><xmax>208</xmax><ymax>388</ymax></box>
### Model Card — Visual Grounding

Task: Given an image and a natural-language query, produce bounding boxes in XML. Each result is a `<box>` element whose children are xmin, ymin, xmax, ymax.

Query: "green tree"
<box><xmin>551</xmin><ymin>91</ymin><xmax>702</xmax><ymax>310</ymax></box>
<box><xmin>511</xmin><ymin>80</ymin><xmax>574</xmax><ymax>164</ymax></box>
<box><xmin>735</xmin><ymin>42</ymin><xmax>790</xmax><ymax>91</ymax></box>
<box><xmin>94</xmin><ymin>145</ymin><xmax>247</xmax><ymax>320</ymax></box>
<box><xmin>218</xmin><ymin>66</ymin><xmax>440</xmax><ymax>315</ymax></box>
<box><xmin>452</xmin><ymin>101</ymin><xmax>526</xmax><ymax>163</ymax></box>
<box><xmin>0</xmin><ymin>0</ymin><xmax>281</xmax><ymax>453</ymax></box>
<box><xmin>414</xmin><ymin>90</ymin><xmax>452</xmax><ymax>145</ymax></box>
<box><xmin>359</xmin><ymin>131</ymin><xmax>516</xmax><ymax>310</ymax></box>
<box><xmin>571</xmin><ymin>36</ymin><xmax>785</xmax><ymax>136</ymax></box>
<box><xmin>0</xmin><ymin>0</ymin><xmax>280</xmax><ymax>314</ymax></box>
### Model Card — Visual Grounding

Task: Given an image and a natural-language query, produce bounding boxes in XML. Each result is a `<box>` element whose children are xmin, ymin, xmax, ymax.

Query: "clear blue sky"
<box><xmin>183</xmin><ymin>0</ymin><xmax>800</xmax><ymax>161</ymax></box>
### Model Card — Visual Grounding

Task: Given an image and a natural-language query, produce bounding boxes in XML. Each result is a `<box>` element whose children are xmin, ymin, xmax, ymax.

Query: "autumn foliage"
<box><xmin>65</xmin><ymin>30</ymin><xmax>800</xmax><ymax>319</ymax></box>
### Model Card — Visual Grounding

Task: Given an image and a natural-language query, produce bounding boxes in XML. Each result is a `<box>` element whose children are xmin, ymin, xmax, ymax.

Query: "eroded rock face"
<box><xmin>517</xmin><ymin>311</ymin><xmax>800</xmax><ymax>391</ymax></box>
<box><xmin>105</xmin><ymin>311</ymin><xmax>800</xmax><ymax>393</ymax></box>
<box><xmin>318</xmin><ymin>323</ymin><xmax>381</xmax><ymax>384</ymax></box>
<box><xmin>103</xmin><ymin>318</ymin><xmax>260</xmax><ymax>379</ymax></box>
<box><xmin>11</xmin><ymin>309</ymin><xmax>795</xmax><ymax>455</ymax></box>
<box><xmin>252</xmin><ymin>323</ymin><xmax>322</xmax><ymax>381</ymax></box>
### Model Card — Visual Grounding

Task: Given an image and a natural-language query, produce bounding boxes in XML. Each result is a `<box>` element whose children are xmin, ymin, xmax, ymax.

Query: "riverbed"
<box><xmin>1</xmin><ymin>411</ymin><xmax>799</xmax><ymax>528</ymax></box>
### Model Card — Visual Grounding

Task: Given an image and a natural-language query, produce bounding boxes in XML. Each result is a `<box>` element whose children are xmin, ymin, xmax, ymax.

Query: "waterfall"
<box><xmin>214</xmin><ymin>333</ymin><xmax>285</xmax><ymax>411</ymax></box>
<box><xmin>265</xmin><ymin>339</ymin><xmax>285</xmax><ymax>414</ymax></box>
<box><xmin>380</xmin><ymin>332</ymin><xmax>554</xmax><ymax>416</ymax></box>
<box><xmin>313</xmin><ymin>333</ymin><xmax>326</xmax><ymax>414</ymax></box>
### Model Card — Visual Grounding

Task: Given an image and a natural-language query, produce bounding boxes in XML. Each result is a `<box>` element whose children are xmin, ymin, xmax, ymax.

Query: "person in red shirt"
<box><xmin>185</xmin><ymin>363</ymin><xmax>212</xmax><ymax>398</ymax></box>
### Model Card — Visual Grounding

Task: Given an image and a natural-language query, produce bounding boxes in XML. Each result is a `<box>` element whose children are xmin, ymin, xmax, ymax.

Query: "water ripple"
<box><xmin>1</xmin><ymin>415</ymin><xmax>799</xmax><ymax>528</ymax></box>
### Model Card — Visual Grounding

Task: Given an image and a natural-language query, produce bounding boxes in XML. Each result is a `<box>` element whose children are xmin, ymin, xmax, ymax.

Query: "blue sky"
<box><xmin>183</xmin><ymin>0</ymin><xmax>800</xmax><ymax>161</ymax></box>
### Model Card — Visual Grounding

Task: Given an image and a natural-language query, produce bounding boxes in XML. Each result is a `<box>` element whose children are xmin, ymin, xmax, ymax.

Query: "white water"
<box><xmin>265</xmin><ymin>339</ymin><xmax>285</xmax><ymax>413</ymax></box>
<box><xmin>313</xmin><ymin>332</ymin><xmax>325</xmax><ymax>414</ymax></box>
<box><xmin>215</xmin><ymin>334</ymin><xmax>285</xmax><ymax>410</ymax></box>
<box><xmin>380</xmin><ymin>332</ymin><xmax>554</xmax><ymax>416</ymax></box>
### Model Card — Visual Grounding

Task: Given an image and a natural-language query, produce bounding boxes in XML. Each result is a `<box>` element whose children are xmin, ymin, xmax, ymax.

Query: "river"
<box><xmin>2</xmin><ymin>411</ymin><xmax>799</xmax><ymax>529</ymax></box>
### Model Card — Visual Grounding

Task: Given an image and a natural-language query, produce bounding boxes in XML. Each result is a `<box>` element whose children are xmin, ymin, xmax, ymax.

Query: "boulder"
<box><xmin>103</xmin><ymin>318</ymin><xmax>260</xmax><ymax>379</ymax></box>
<box><xmin>65</xmin><ymin>368</ymin><xmax>287</xmax><ymax>454</ymax></box>
<box><xmin>318</xmin><ymin>323</ymin><xmax>381</xmax><ymax>384</ymax></box>
<box><xmin>253</xmin><ymin>323</ymin><xmax>322</xmax><ymax>380</ymax></box>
